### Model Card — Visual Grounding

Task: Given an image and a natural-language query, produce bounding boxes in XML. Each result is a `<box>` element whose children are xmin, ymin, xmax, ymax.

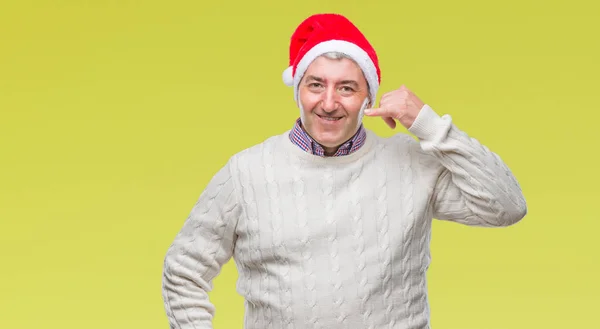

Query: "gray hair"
<box><xmin>320</xmin><ymin>51</ymin><xmax>352</xmax><ymax>60</ymax></box>
<box><xmin>318</xmin><ymin>51</ymin><xmax>370</xmax><ymax>92</ymax></box>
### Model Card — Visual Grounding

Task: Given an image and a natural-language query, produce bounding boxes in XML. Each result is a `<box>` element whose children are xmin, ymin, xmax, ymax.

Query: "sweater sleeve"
<box><xmin>162</xmin><ymin>159</ymin><xmax>242</xmax><ymax>328</ymax></box>
<box><xmin>408</xmin><ymin>105</ymin><xmax>527</xmax><ymax>227</ymax></box>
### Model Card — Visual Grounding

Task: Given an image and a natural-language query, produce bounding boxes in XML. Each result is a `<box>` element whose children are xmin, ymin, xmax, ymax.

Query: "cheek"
<box><xmin>342</xmin><ymin>99</ymin><xmax>367</xmax><ymax>118</ymax></box>
<box><xmin>298</xmin><ymin>90</ymin><xmax>320</xmax><ymax>110</ymax></box>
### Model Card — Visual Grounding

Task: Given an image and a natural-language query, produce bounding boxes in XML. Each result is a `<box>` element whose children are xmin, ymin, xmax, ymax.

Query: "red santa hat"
<box><xmin>282</xmin><ymin>13</ymin><xmax>381</xmax><ymax>105</ymax></box>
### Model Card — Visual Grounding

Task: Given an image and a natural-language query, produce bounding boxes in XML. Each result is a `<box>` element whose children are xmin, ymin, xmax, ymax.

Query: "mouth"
<box><xmin>316</xmin><ymin>114</ymin><xmax>344</xmax><ymax>122</ymax></box>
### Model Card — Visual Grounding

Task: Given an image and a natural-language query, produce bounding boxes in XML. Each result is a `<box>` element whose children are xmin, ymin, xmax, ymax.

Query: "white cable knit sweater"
<box><xmin>161</xmin><ymin>105</ymin><xmax>527</xmax><ymax>329</ymax></box>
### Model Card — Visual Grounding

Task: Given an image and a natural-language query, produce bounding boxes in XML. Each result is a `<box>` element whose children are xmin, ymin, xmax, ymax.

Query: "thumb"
<box><xmin>364</xmin><ymin>107</ymin><xmax>391</xmax><ymax>117</ymax></box>
<box><xmin>363</xmin><ymin>107</ymin><xmax>397</xmax><ymax>129</ymax></box>
<box><xmin>363</xmin><ymin>107</ymin><xmax>378</xmax><ymax>116</ymax></box>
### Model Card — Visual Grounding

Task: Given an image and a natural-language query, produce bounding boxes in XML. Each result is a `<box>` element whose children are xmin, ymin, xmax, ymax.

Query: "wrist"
<box><xmin>407</xmin><ymin>104</ymin><xmax>450</xmax><ymax>141</ymax></box>
<box><xmin>399</xmin><ymin>115</ymin><xmax>417</xmax><ymax>129</ymax></box>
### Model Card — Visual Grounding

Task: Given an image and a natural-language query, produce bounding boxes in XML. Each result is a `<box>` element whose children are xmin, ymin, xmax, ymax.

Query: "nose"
<box><xmin>321</xmin><ymin>87</ymin><xmax>339</xmax><ymax>112</ymax></box>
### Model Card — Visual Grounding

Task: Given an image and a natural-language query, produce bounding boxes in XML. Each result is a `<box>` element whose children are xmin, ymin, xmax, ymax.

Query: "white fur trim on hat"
<box><xmin>291</xmin><ymin>39</ymin><xmax>380</xmax><ymax>106</ymax></box>
<box><xmin>282</xmin><ymin>66</ymin><xmax>294</xmax><ymax>86</ymax></box>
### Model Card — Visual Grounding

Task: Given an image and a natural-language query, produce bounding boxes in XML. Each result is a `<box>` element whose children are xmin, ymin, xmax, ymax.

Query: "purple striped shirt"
<box><xmin>288</xmin><ymin>118</ymin><xmax>367</xmax><ymax>157</ymax></box>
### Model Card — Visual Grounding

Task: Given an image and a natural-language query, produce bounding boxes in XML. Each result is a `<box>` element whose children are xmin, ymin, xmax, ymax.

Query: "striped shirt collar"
<box><xmin>288</xmin><ymin>118</ymin><xmax>367</xmax><ymax>157</ymax></box>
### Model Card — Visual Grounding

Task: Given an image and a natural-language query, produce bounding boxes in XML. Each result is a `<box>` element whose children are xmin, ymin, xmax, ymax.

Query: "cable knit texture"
<box><xmin>162</xmin><ymin>105</ymin><xmax>527</xmax><ymax>329</ymax></box>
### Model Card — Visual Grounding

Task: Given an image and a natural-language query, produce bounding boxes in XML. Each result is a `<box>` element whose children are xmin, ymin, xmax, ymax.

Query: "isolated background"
<box><xmin>1</xmin><ymin>0</ymin><xmax>598</xmax><ymax>328</ymax></box>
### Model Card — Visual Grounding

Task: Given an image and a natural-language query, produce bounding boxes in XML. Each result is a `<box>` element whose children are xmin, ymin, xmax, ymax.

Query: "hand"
<box><xmin>364</xmin><ymin>85</ymin><xmax>425</xmax><ymax>129</ymax></box>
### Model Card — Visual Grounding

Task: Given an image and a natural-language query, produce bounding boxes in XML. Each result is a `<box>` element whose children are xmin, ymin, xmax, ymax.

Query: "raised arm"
<box><xmin>162</xmin><ymin>160</ymin><xmax>242</xmax><ymax>328</ymax></box>
<box><xmin>408</xmin><ymin>105</ymin><xmax>527</xmax><ymax>227</ymax></box>
<box><xmin>364</xmin><ymin>85</ymin><xmax>527</xmax><ymax>227</ymax></box>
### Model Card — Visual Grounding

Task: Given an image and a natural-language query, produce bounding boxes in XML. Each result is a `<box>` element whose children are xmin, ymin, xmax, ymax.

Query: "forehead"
<box><xmin>304</xmin><ymin>56</ymin><xmax>366</xmax><ymax>83</ymax></box>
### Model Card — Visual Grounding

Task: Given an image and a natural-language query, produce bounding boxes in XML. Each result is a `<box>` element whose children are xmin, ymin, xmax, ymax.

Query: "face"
<box><xmin>297</xmin><ymin>56</ymin><xmax>370</xmax><ymax>153</ymax></box>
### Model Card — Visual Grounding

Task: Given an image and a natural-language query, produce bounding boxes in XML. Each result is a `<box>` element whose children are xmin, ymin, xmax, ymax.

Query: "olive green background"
<box><xmin>1</xmin><ymin>0</ymin><xmax>598</xmax><ymax>328</ymax></box>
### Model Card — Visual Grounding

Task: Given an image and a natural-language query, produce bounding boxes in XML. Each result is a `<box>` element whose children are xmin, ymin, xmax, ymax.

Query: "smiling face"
<box><xmin>297</xmin><ymin>54</ymin><xmax>370</xmax><ymax>155</ymax></box>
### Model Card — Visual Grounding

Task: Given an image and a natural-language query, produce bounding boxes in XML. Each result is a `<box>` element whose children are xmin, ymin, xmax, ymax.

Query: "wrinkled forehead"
<box><xmin>302</xmin><ymin>56</ymin><xmax>370</xmax><ymax>87</ymax></box>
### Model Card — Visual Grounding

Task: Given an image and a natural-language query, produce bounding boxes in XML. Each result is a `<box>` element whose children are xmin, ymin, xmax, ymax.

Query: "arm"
<box><xmin>408</xmin><ymin>104</ymin><xmax>527</xmax><ymax>227</ymax></box>
<box><xmin>162</xmin><ymin>159</ymin><xmax>242</xmax><ymax>328</ymax></box>
<box><xmin>364</xmin><ymin>85</ymin><xmax>526</xmax><ymax>227</ymax></box>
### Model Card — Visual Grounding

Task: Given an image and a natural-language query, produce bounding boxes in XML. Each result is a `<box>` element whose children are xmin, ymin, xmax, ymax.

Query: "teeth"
<box><xmin>319</xmin><ymin>115</ymin><xmax>341</xmax><ymax>121</ymax></box>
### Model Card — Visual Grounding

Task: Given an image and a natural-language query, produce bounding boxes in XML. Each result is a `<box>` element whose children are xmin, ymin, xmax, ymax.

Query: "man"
<box><xmin>162</xmin><ymin>13</ymin><xmax>527</xmax><ymax>329</ymax></box>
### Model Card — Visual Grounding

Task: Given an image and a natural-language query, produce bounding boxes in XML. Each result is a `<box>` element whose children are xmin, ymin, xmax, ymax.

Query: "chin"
<box><xmin>306</xmin><ymin>117</ymin><xmax>356</xmax><ymax>146</ymax></box>
<box><xmin>313</xmin><ymin>130</ymin><xmax>346</xmax><ymax>147</ymax></box>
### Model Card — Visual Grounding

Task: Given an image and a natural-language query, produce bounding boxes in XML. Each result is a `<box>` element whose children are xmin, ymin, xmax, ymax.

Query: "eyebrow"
<box><xmin>305</xmin><ymin>75</ymin><xmax>359</xmax><ymax>88</ymax></box>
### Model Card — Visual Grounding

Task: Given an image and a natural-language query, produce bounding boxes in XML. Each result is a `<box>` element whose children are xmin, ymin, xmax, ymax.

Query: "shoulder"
<box><xmin>370</xmin><ymin>130</ymin><xmax>441</xmax><ymax>169</ymax></box>
<box><xmin>227</xmin><ymin>131</ymin><xmax>288</xmax><ymax>168</ymax></box>
<box><xmin>373</xmin><ymin>130</ymin><xmax>420</xmax><ymax>155</ymax></box>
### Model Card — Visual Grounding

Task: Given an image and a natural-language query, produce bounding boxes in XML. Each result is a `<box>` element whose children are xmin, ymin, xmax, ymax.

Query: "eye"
<box><xmin>339</xmin><ymin>86</ymin><xmax>355</xmax><ymax>93</ymax></box>
<box><xmin>306</xmin><ymin>82</ymin><xmax>325</xmax><ymax>93</ymax></box>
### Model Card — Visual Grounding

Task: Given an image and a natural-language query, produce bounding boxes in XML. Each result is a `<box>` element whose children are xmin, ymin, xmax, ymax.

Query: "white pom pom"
<box><xmin>282</xmin><ymin>66</ymin><xmax>294</xmax><ymax>86</ymax></box>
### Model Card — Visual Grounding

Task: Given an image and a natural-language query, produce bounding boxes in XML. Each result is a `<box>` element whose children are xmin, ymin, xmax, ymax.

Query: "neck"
<box><xmin>299</xmin><ymin>122</ymin><xmax>360</xmax><ymax>157</ymax></box>
<box><xmin>322</xmin><ymin>146</ymin><xmax>339</xmax><ymax>157</ymax></box>
<box><xmin>283</xmin><ymin>128</ymin><xmax>378</xmax><ymax>166</ymax></box>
